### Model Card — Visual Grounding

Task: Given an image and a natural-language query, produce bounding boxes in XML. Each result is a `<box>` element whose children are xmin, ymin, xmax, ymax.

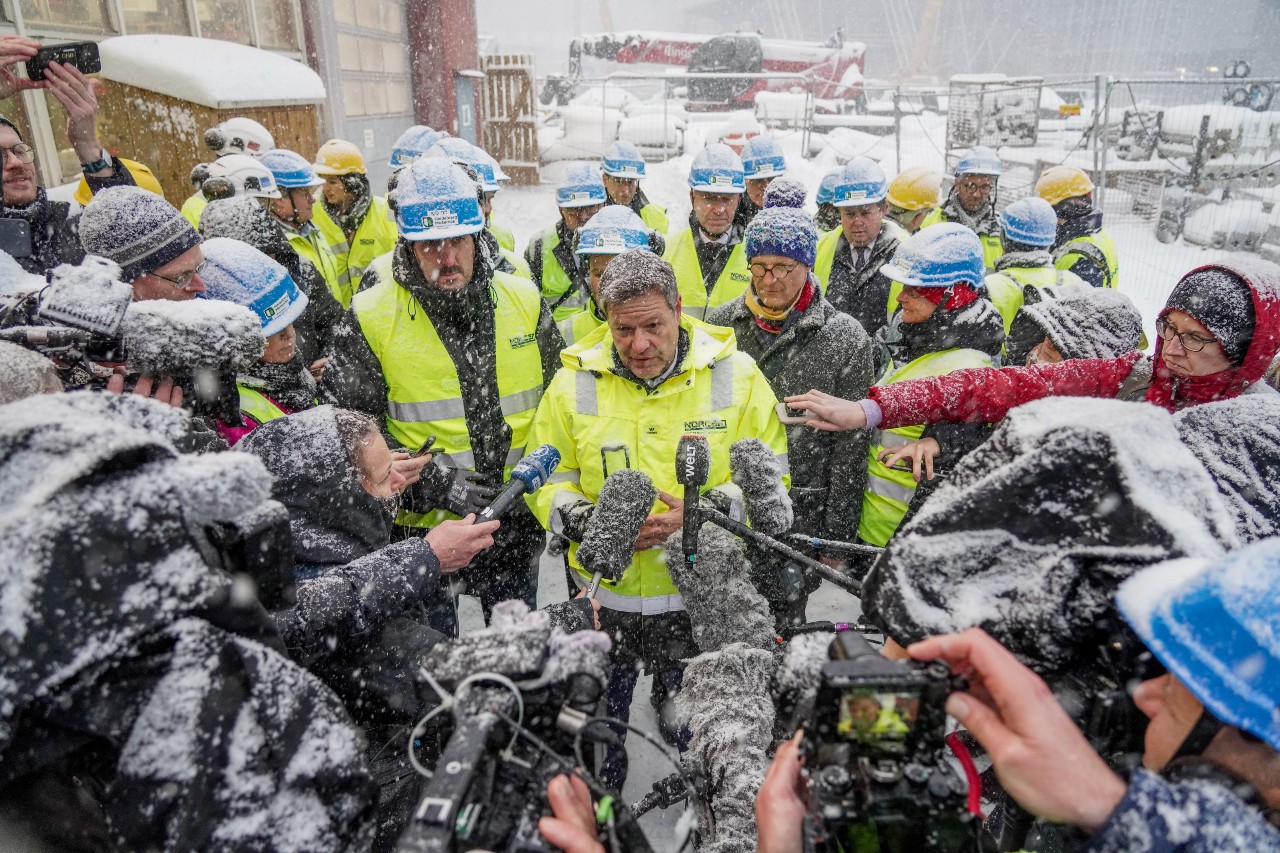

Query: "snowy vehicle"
<box><xmin>541</xmin><ymin>29</ymin><xmax>866</xmax><ymax>112</ymax></box>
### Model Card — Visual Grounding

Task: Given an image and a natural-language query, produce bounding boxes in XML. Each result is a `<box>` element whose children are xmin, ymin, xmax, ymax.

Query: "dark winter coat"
<box><xmin>861</xmin><ymin>396</ymin><xmax>1240</xmax><ymax>673</ymax></box>
<box><xmin>707</xmin><ymin>287</ymin><xmax>874</xmax><ymax>547</ymax></box>
<box><xmin>868</xmin><ymin>259</ymin><xmax>1280</xmax><ymax>424</ymax></box>
<box><xmin>1085</xmin><ymin>766</ymin><xmax>1280</xmax><ymax>852</ymax></box>
<box><xmin>238</xmin><ymin>406</ymin><xmax>447</xmax><ymax>719</ymax></box>
<box><xmin>0</xmin><ymin>392</ymin><xmax>375</xmax><ymax>852</ymax></box>
<box><xmin>823</xmin><ymin>225</ymin><xmax>903</xmax><ymax>341</ymax></box>
<box><xmin>2</xmin><ymin>157</ymin><xmax>135</xmax><ymax>275</ymax></box>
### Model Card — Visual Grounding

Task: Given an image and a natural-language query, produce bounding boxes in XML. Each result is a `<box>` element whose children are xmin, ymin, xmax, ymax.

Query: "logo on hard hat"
<box><xmin>595</xmin><ymin>232</ymin><xmax>626</xmax><ymax>251</ymax></box>
<box><xmin>423</xmin><ymin>209</ymin><xmax>459</xmax><ymax>229</ymax></box>
<box><xmin>842</xmin><ymin>189</ymin><xmax>867</xmax><ymax>202</ymax></box>
<box><xmin>708</xmin><ymin>175</ymin><xmax>726</xmax><ymax>184</ymax></box>
<box><xmin>565</xmin><ymin>191</ymin><xmax>593</xmax><ymax>201</ymax></box>
<box><xmin>619</xmin><ymin>165</ymin><xmax>638</xmax><ymax>174</ymax></box>
<box><xmin>264</xmin><ymin>292</ymin><xmax>290</xmax><ymax>319</ymax></box>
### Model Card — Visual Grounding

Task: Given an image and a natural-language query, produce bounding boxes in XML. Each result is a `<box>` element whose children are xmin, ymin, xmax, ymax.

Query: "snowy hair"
<box><xmin>333</xmin><ymin>408</ymin><xmax>380</xmax><ymax>469</ymax></box>
<box><xmin>597</xmin><ymin>249</ymin><xmax>679</xmax><ymax>314</ymax></box>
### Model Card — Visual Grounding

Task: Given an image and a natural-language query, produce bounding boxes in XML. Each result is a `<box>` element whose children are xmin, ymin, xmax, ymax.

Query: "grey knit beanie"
<box><xmin>1164</xmin><ymin>267</ymin><xmax>1255</xmax><ymax>364</ymax></box>
<box><xmin>79</xmin><ymin>186</ymin><xmax>202</xmax><ymax>283</ymax></box>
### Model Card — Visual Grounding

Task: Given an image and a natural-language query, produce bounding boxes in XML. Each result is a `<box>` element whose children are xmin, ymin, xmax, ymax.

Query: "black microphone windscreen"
<box><xmin>730</xmin><ymin>438</ymin><xmax>793</xmax><ymax>536</ymax></box>
<box><xmin>123</xmin><ymin>299</ymin><xmax>265</xmax><ymax>379</ymax></box>
<box><xmin>663</xmin><ymin>524</ymin><xmax>774</xmax><ymax>653</ymax></box>
<box><xmin>578</xmin><ymin>468</ymin><xmax>656</xmax><ymax>582</ymax></box>
<box><xmin>675</xmin><ymin>433</ymin><xmax>711</xmax><ymax>490</ymax></box>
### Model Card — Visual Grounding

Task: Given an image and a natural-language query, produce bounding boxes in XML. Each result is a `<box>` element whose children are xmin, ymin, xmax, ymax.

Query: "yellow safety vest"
<box><xmin>536</xmin><ymin>225</ymin><xmax>590</xmax><ymax>322</ymax></box>
<box><xmin>353</xmin><ymin>254</ymin><xmax>547</xmax><ymax>528</ymax></box>
<box><xmin>181</xmin><ymin>192</ymin><xmax>207</xmax><ymax>229</ymax></box>
<box><xmin>501</xmin><ymin>245</ymin><xmax>532</xmax><ymax>280</ymax></box>
<box><xmin>858</xmin><ymin>348</ymin><xmax>994</xmax><ymax>546</ymax></box>
<box><xmin>920</xmin><ymin>207</ymin><xmax>1004</xmax><ymax>271</ymax></box>
<box><xmin>984</xmin><ymin>266</ymin><xmax>1084</xmax><ymax>334</ymax></box>
<box><xmin>1054</xmin><ymin>229</ymin><xmax>1119</xmax><ymax>290</ymax></box>
<box><xmin>287</xmin><ymin>227</ymin><xmax>347</xmax><ymax>308</ymax></box>
<box><xmin>812</xmin><ymin>224</ymin><xmax>908</xmax><ymax>319</ymax></box>
<box><xmin>311</xmin><ymin>196</ymin><xmax>398</xmax><ymax>299</ymax></box>
<box><xmin>557</xmin><ymin>305</ymin><xmax>605</xmax><ymax>347</ymax></box>
<box><xmin>639</xmin><ymin>203</ymin><xmax>669</xmax><ymax>234</ymax></box>
<box><xmin>525</xmin><ymin>315</ymin><xmax>789</xmax><ymax>612</ymax></box>
<box><xmin>490</xmin><ymin>218</ymin><xmax>516</xmax><ymax>253</ymax></box>
<box><xmin>238</xmin><ymin>385</ymin><xmax>288</xmax><ymax>426</ymax></box>
<box><xmin>662</xmin><ymin>227</ymin><xmax>752</xmax><ymax>321</ymax></box>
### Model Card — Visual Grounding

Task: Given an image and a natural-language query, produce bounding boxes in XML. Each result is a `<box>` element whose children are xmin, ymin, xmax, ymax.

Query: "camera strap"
<box><xmin>1171</xmin><ymin>708</ymin><xmax>1225</xmax><ymax>761</ymax></box>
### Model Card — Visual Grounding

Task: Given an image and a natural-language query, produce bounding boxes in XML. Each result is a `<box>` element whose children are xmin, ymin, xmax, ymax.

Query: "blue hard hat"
<box><xmin>602</xmin><ymin>140</ymin><xmax>646</xmax><ymax>179</ymax></box>
<box><xmin>880</xmin><ymin>223</ymin><xmax>985</xmax><ymax>289</ymax></box>
<box><xmin>390</xmin><ymin>125</ymin><xmax>442</xmax><ymax>169</ymax></box>
<box><xmin>832</xmin><ymin>156</ymin><xmax>888</xmax><ymax>207</ymax></box>
<box><xmin>955</xmin><ymin>145</ymin><xmax>1003</xmax><ymax>177</ymax></box>
<box><xmin>476</xmin><ymin>147</ymin><xmax>509</xmax><ymax>186</ymax></box>
<box><xmin>1117</xmin><ymin>538</ymin><xmax>1280</xmax><ymax>753</ymax></box>
<box><xmin>427</xmin><ymin>138</ymin><xmax>499</xmax><ymax>193</ymax></box>
<box><xmin>200</xmin><ymin>236</ymin><xmax>308</xmax><ymax>338</ymax></box>
<box><xmin>576</xmin><ymin>205</ymin><xmax>652</xmax><ymax>256</ymax></box>
<box><xmin>688</xmin><ymin>143</ymin><xmax>745</xmax><ymax>194</ymax></box>
<box><xmin>740</xmin><ymin>136</ymin><xmax>787</xmax><ymax>179</ymax></box>
<box><xmin>389</xmin><ymin>159</ymin><xmax>485</xmax><ymax>241</ymax></box>
<box><xmin>816</xmin><ymin>169</ymin><xmax>843</xmax><ymax>205</ymax></box>
<box><xmin>260</xmin><ymin>149</ymin><xmax>325</xmax><ymax>190</ymax></box>
<box><xmin>556</xmin><ymin>162</ymin><xmax>608</xmax><ymax>208</ymax></box>
<box><xmin>998</xmin><ymin>197</ymin><xmax>1058</xmax><ymax>247</ymax></box>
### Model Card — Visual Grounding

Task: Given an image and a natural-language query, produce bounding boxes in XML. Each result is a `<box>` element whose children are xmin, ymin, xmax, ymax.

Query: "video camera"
<box><xmin>395</xmin><ymin>604</ymin><xmax>652</xmax><ymax>853</ymax></box>
<box><xmin>801</xmin><ymin>632</ymin><xmax>978</xmax><ymax>852</ymax></box>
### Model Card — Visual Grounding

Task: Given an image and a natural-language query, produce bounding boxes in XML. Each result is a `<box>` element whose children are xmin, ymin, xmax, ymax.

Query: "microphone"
<box><xmin>475</xmin><ymin>444</ymin><xmax>561</xmax><ymax>522</ymax></box>
<box><xmin>729</xmin><ymin>438</ymin><xmax>793</xmax><ymax>535</ymax></box>
<box><xmin>676</xmin><ymin>434</ymin><xmax>711</xmax><ymax>565</ymax></box>
<box><xmin>578</xmin><ymin>468</ymin><xmax>656</xmax><ymax>599</ymax></box>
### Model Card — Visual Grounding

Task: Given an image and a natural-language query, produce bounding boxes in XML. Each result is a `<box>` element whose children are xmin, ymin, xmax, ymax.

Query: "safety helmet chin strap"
<box><xmin>1171</xmin><ymin>707</ymin><xmax>1226</xmax><ymax>762</ymax></box>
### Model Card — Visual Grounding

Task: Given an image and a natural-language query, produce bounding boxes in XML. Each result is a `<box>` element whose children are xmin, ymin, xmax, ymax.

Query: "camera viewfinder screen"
<box><xmin>836</xmin><ymin>687</ymin><xmax>921</xmax><ymax>749</ymax></box>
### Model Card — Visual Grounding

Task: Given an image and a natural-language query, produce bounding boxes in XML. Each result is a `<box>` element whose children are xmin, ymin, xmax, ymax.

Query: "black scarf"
<box><xmin>321</xmin><ymin>175</ymin><xmax>373</xmax><ymax>238</ymax></box>
<box><xmin>885</xmin><ymin>297</ymin><xmax>1006</xmax><ymax>366</ymax></box>
<box><xmin>239</xmin><ymin>356</ymin><xmax>317</xmax><ymax>412</ymax></box>
<box><xmin>940</xmin><ymin>192</ymin><xmax>1000</xmax><ymax>237</ymax></box>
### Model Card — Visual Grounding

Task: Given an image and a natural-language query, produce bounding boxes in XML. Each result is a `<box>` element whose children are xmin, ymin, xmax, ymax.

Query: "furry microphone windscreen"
<box><xmin>577</xmin><ymin>468</ymin><xmax>656</xmax><ymax>582</ymax></box>
<box><xmin>730</xmin><ymin>438</ymin><xmax>793</xmax><ymax>536</ymax></box>
<box><xmin>123</xmin><ymin>299</ymin><xmax>265</xmax><ymax>379</ymax></box>
<box><xmin>663</xmin><ymin>523</ymin><xmax>775</xmax><ymax>653</ymax></box>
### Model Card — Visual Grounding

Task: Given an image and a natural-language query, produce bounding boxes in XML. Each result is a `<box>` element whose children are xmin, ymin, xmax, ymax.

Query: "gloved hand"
<box><xmin>442</xmin><ymin>468</ymin><xmax>500</xmax><ymax>517</ymax></box>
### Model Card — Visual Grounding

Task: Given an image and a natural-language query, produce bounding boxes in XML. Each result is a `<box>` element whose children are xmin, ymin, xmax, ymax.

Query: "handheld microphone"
<box><xmin>729</xmin><ymin>438</ymin><xmax>793</xmax><ymax>535</ymax></box>
<box><xmin>578</xmin><ymin>468</ymin><xmax>656</xmax><ymax>599</ymax></box>
<box><xmin>475</xmin><ymin>444</ymin><xmax>561</xmax><ymax>522</ymax></box>
<box><xmin>676</xmin><ymin>434</ymin><xmax>711</xmax><ymax>565</ymax></box>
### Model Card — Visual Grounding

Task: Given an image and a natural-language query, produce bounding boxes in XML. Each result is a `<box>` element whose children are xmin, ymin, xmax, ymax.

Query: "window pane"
<box><xmin>42</xmin><ymin>90</ymin><xmax>82</xmax><ymax>185</ymax></box>
<box><xmin>362</xmin><ymin>79</ymin><xmax>387</xmax><ymax>115</ymax></box>
<box><xmin>196</xmin><ymin>0</ymin><xmax>252</xmax><ymax>44</ymax></box>
<box><xmin>359</xmin><ymin>36</ymin><xmax>384</xmax><ymax>73</ymax></box>
<box><xmin>333</xmin><ymin>0</ymin><xmax>355</xmax><ymax>25</ymax></box>
<box><xmin>342</xmin><ymin>78</ymin><xmax>365</xmax><ymax>117</ymax></box>
<box><xmin>379</xmin><ymin>0</ymin><xmax>402</xmax><ymax>36</ymax></box>
<box><xmin>382</xmin><ymin>41</ymin><xmax>406</xmax><ymax>75</ymax></box>
<box><xmin>18</xmin><ymin>0</ymin><xmax>114</xmax><ymax>33</ymax></box>
<box><xmin>353</xmin><ymin>0</ymin><xmax>380</xmax><ymax>30</ymax></box>
<box><xmin>337</xmin><ymin>33</ymin><xmax>361</xmax><ymax>72</ymax></box>
<box><xmin>121</xmin><ymin>0</ymin><xmax>190</xmax><ymax>35</ymax></box>
<box><xmin>385</xmin><ymin>80</ymin><xmax>409</xmax><ymax>114</ymax></box>
<box><xmin>254</xmin><ymin>0</ymin><xmax>299</xmax><ymax>50</ymax></box>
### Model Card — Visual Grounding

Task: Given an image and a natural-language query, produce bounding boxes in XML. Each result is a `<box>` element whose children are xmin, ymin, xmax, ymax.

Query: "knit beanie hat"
<box><xmin>0</xmin><ymin>114</ymin><xmax>21</xmax><ymax>140</ymax></box>
<box><xmin>763</xmin><ymin>178</ymin><xmax>807</xmax><ymax>210</ymax></box>
<box><xmin>80</xmin><ymin>186</ymin><xmax>202</xmax><ymax>282</ymax></box>
<box><xmin>1164</xmin><ymin>266</ymin><xmax>1255</xmax><ymax>364</ymax></box>
<box><xmin>744</xmin><ymin>207</ymin><xmax>817</xmax><ymax>268</ymax></box>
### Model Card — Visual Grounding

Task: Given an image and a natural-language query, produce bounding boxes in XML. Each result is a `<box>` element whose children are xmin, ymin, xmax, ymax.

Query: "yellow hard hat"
<box><xmin>1035</xmin><ymin>165</ymin><xmax>1095</xmax><ymax>207</ymax></box>
<box><xmin>74</xmin><ymin>158</ymin><xmax>164</xmax><ymax>206</ymax></box>
<box><xmin>313</xmin><ymin>139</ymin><xmax>366</xmax><ymax>176</ymax></box>
<box><xmin>886</xmin><ymin>166</ymin><xmax>942</xmax><ymax>212</ymax></box>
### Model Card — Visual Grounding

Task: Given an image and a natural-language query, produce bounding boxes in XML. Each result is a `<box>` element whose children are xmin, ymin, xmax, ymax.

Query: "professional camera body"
<box><xmin>396</xmin><ymin>604</ymin><xmax>644</xmax><ymax>853</ymax></box>
<box><xmin>802</xmin><ymin>632</ymin><xmax>977</xmax><ymax>852</ymax></box>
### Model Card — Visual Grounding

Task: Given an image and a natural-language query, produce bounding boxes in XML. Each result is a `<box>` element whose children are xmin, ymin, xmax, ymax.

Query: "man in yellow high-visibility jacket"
<box><xmin>524</xmin><ymin>163</ymin><xmax>606</xmax><ymax>322</ymax></box>
<box><xmin>525</xmin><ymin>249</ymin><xmax>787</xmax><ymax>788</ymax></box>
<box><xmin>919</xmin><ymin>146</ymin><xmax>1005</xmax><ymax>271</ymax></box>
<box><xmin>320</xmin><ymin>158</ymin><xmax>564</xmax><ymax>632</ymax></box>
<box><xmin>311</xmin><ymin>139</ymin><xmax>397</xmax><ymax>298</ymax></box>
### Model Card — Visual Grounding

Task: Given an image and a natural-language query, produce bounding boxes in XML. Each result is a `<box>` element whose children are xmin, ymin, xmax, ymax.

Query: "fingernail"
<box><xmin>945</xmin><ymin>693</ymin><xmax>971</xmax><ymax>721</ymax></box>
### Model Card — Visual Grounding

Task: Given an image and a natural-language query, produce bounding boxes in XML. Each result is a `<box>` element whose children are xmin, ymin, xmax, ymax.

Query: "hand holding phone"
<box><xmin>775</xmin><ymin>401</ymin><xmax>810</xmax><ymax>425</ymax></box>
<box><xmin>25</xmin><ymin>42</ymin><xmax>101</xmax><ymax>82</ymax></box>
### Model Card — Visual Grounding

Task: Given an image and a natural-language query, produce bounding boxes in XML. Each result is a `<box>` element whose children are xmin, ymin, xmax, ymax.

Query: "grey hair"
<box><xmin>333</xmin><ymin>407</ymin><xmax>380</xmax><ymax>469</ymax></box>
<box><xmin>597</xmin><ymin>249</ymin><xmax>680</xmax><ymax>314</ymax></box>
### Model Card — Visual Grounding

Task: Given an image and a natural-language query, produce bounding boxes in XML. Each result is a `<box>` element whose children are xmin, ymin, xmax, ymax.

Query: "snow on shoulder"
<box><xmin>99</xmin><ymin>35</ymin><xmax>325</xmax><ymax>109</ymax></box>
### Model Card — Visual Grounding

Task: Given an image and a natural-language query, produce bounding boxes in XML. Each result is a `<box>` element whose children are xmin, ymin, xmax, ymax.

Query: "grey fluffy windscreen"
<box><xmin>730</xmin><ymin>438</ymin><xmax>793</xmax><ymax>535</ymax></box>
<box><xmin>122</xmin><ymin>299</ymin><xmax>265</xmax><ymax>378</ymax></box>
<box><xmin>577</xmin><ymin>468</ymin><xmax>656</xmax><ymax>580</ymax></box>
<box><xmin>663</xmin><ymin>524</ymin><xmax>775</xmax><ymax>653</ymax></box>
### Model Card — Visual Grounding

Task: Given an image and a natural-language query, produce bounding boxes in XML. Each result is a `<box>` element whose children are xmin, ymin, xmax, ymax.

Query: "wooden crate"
<box><xmin>94</xmin><ymin>81</ymin><xmax>321</xmax><ymax>209</ymax></box>
<box><xmin>481</xmin><ymin>54</ymin><xmax>540</xmax><ymax>185</ymax></box>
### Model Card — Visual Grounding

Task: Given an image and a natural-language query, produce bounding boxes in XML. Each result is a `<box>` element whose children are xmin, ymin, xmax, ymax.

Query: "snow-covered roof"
<box><xmin>98</xmin><ymin>35</ymin><xmax>325</xmax><ymax>110</ymax></box>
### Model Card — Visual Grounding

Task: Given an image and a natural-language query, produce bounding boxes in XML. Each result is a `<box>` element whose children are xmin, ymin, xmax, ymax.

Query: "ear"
<box><xmin>674</xmin><ymin>295</ymin><xmax>683</xmax><ymax>316</ymax></box>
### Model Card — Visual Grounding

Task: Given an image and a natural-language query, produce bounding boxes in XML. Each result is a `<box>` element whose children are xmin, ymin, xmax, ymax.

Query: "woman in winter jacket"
<box><xmin>707</xmin><ymin>204</ymin><xmax>874</xmax><ymax>624</ymax></box>
<box><xmin>788</xmin><ymin>259</ymin><xmax>1280</xmax><ymax>433</ymax></box>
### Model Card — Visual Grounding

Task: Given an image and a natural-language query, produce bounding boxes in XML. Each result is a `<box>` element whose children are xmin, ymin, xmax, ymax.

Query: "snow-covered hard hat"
<box><xmin>389</xmin><ymin>158</ymin><xmax>485</xmax><ymax>242</ymax></box>
<box><xmin>832</xmin><ymin>156</ymin><xmax>888</xmax><ymax>207</ymax></box>
<box><xmin>740</xmin><ymin>136</ymin><xmax>787</xmax><ymax>180</ymax></box>
<box><xmin>576</xmin><ymin>205</ymin><xmax>652</xmax><ymax>256</ymax></box>
<box><xmin>556</xmin><ymin>162</ymin><xmax>608</xmax><ymax>208</ymax></box>
<box><xmin>204</xmin><ymin>117</ymin><xmax>274</xmax><ymax>158</ymax></box>
<box><xmin>887</xmin><ymin>166</ymin><xmax>942</xmax><ymax>212</ymax></box>
<box><xmin>1036</xmin><ymin>165</ymin><xmax>1095</xmax><ymax>207</ymax></box>
<box><xmin>954</xmin><ymin>146</ymin><xmax>1003</xmax><ymax>177</ymax></box>
<box><xmin>688</xmin><ymin>143</ymin><xmax>744</xmax><ymax>194</ymax></box>
<box><xmin>998</xmin><ymin>197</ymin><xmax>1058</xmax><ymax>247</ymax></box>
<box><xmin>200</xmin><ymin>236</ymin><xmax>308</xmax><ymax>338</ymax></box>
<box><xmin>881</xmin><ymin>223</ymin><xmax>985</xmax><ymax>289</ymax></box>
<box><xmin>1117</xmin><ymin>538</ymin><xmax>1280</xmax><ymax>753</ymax></box>
<box><xmin>201</xmin><ymin>154</ymin><xmax>282</xmax><ymax>201</ymax></box>
<box><xmin>261</xmin><ymin>149</ymin><xmax>325</xmax><ymax>190</ymax></box>
<box><xmin>475</xmin><ymin>147</ymin><xmax>508</xmax><ymax>187</ymax></box>
<box><xmin>427</xmin><ymin>138</ymin><xmax>499</xmax><ymax>193</ymax></box>
<box><xmin>313</xmin><ymin>139</ymin><xmax>367</xmax><ymax>177</ymax></box>
<box><xmin>390</xmin><ymin>125</ymin><xmax>442</xmax><ymax>170</ymax></box>
<box><xmin>815</xmin><ymin>169</ymin><xmax>842</xmax><ymax>206</ymax></box>
<box><xmin>602</xmin><ymin>140</ymin><xmax>646</xmax><ymax>179</ymax></box>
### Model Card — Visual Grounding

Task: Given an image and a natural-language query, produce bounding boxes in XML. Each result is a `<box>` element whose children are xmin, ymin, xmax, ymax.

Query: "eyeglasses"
<box><xmin>150</xmin><ymin>260</ymin><xmax>207</xmax><ymax>290</ymax></box>
<box><xmin>1156</xmin><ymin>316</ymin><xmax>1219</xmax><ymax>352</ymax></box>
<box><xmin>959</xmin><ymin>179</ymin><xmax>993</xmax><ymax>192</ymax></box>
<box><xmin>750</xmin><ymin>261</ymin><xmax>799</xmax><ymax>279</ymax></box>
<box><xmin>2</xmin><ymin>143</ymin><xmax>36</xmax><ymax>165</ymax></box>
